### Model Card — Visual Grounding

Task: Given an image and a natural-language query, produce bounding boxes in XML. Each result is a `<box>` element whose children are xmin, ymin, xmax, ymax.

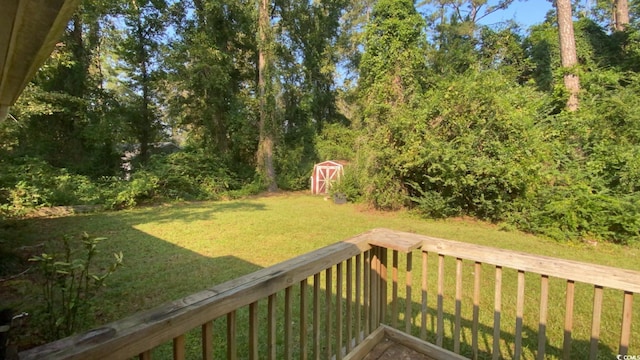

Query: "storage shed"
<box><xmin>310</xmin><ymin>160</ymin><xmax>345</xmax><ymax>194</ymax></box>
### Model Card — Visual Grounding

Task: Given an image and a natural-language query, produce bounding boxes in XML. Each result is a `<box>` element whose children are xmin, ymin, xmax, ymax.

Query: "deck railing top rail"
<box><xmin>19</xmin><ymin>231</ymin><xmax>374</xmax><ymax>359</ymax></box>
<box><xmin>372</xmin><ymin>228</ymin><xmax>640</xmax><ymax>293</ymax></box>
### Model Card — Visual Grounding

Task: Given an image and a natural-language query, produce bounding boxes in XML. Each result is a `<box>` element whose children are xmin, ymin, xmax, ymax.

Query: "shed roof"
<box><xmin>0</xmin><ymin>0</ymin><xmax>80</xmax><ymax>120</ymax></box>
<box><xmin>314</xmin><ymin>160</ymin><xmax>348</xmax><ymax>167</ymax></box>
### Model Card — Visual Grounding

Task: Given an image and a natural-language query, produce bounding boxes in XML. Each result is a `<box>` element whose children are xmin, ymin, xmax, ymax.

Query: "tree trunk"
<box><xmin>614</xmin><ymin>0</ymin><xmax>630</xmax><ymax>31</ymax></box>
<box><xmin>556</xmin><ymin>0</ymin><xmax>579</xmax><ymax>111</ymax></box>
<box><xmin>257</xmin><ymin>0</ymin><xmax>278</xmax><ymax>192</ymax></box>
<box><xmin>138</xmin><ymin>13</ymin><xmax>152</xmax><ymax>164</ymax></box>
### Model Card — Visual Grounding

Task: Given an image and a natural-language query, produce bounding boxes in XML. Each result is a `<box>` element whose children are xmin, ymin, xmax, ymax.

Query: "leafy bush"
<box><xmin>329</xmin><ymin>168</ymin><xmax>363</xmax><ymax>203</ymax></box>
<box><xmin>513</xmin><ymin>183</ymin><xmax>640</xmax><ymax>244</ymax></box>
<box><xmin>378</xmin><ymin>70</ymin><xmax>553</xmax><ymax>220</ymax></box>
<box><xmin>0</xmin><ymin>157</ymin><xmax>105</xmax><ymax>216</ymax></box>
<box><xmin>275</xmin><ymin>145</ymin><xmax>315</xmax><ymax>191</ymax></box>
<box><xmin>406</xmin><ymin>182</ymin><xmax>459</xmax><ymax>218</ymax></box>
<box><xmin>105</xmin><ymin>172</ymin><xmax>159</xmax><ymax>209</ymax></box>
<box><xmin>0</xmin><ymin>151</ymin><xmax>248</xmax><ymax>214</ymax></box>
<box><xmin>143</xmin><ymin>149</ymin><xmax>240</xmax><ymax>199</ymax></box>
<box><xmin>29</xmin><ymin>233</ymin><xmax>123</xmax><ymax>340</ymax></box>
<box><xmin>315</xmin><ymin>123</ymin><xmax>357</xmax><ymax>161</ymax></box>
<box><xmin>504</xmin><ymin>73</ymin><xmax>640</xmax><ymax>244</ymax></box>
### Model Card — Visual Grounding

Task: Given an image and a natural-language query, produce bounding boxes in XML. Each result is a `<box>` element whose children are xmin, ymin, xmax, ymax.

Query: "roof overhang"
<box><xmin>0</xmin><ymin>0</ymin><xmax>81</xmax><ymax>120</ymax></box>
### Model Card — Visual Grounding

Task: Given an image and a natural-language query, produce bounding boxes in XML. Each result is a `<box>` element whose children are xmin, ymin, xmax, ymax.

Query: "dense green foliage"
<box><xmin>0</xmin><ymin>151</ymin><xmax>254</xmax><ymax>216</ymax></box>
<box><xmin>2</xmin><ymin>0</ymin><xmax>640</xmax><ymax>243</ymax></box>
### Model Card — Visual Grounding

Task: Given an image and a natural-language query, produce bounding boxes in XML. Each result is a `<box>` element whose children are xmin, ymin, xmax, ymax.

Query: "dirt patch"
<box><xmin>23</xmin><ymin>205</ymin><xmax>102</xmax><ymax>219</ymax></box>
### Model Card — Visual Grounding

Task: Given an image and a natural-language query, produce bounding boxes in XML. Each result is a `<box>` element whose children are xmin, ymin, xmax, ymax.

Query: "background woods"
<box><xmin>1</xmin><ymin>0</ymin><xmax>640</xmax><ymax>244</ymax></box>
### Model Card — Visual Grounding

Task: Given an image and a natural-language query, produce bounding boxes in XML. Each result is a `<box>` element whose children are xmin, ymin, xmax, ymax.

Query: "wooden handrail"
<box><xmin>367</xmin><ymin>228</ymin><xmax>640</xmax><ymax>360</ymax></box>
<box><xmin>19</xmin><ymin>231</ymin><xmax>373</xmax><ymax>359</ymax></box>
<box><xmin>369</xmin><ymin>228</ymin><xmax>640</xmax><ymax>292</ymax></box>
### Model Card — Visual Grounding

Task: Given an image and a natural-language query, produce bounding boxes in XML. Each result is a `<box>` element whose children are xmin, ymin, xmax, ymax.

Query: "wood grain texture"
<box><xmin>414</xmin><ymin>230</ymin><xmax>640</xmax><ymax>292</ymax></box>
<box><xmin>201</xmin><ymin>321</ymin><xmax>213</xmax><ymax>360</ymax></box>
<box><xmin>589</xmin><ymin>286</ymin><xmax>603</xmax><ymax>360</ymax></box>
<box><xmin>537</xmin><ymin>276</ymin><xmax>549</xmax><ymax>360</ymax></box>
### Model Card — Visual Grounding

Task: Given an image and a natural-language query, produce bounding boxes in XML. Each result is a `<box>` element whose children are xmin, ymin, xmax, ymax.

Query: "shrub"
<box><xmin>378</xmin><ymin>70</ymin><xmax>553</xmax><ymax>219</ymax></box>
<box><xmin>105</xmin><ymin>172</ymin><xmax>159</xmax><ymax>209</ymax></box>
<box><xmin>29</xmin><ymin>233</ymin><xmax>123</xmax><ymax>340</ymax></box>
<box><xmin>275</xmin><ymin>145</ymin><xmax>315</xmax><ymax>191</ymax></box>
<box><xmin>0</xmin><ymin>157</ymin><xmax>108</xmax><ymax>216</ymax></box>
<box><xmin>0</xmin><ymin>151</ymin><xmax>249</xmax><ymax>214</ymax></box>
<box><xmin>513</xmin><ymin>183</ymin><xmax>640</xmax><ymax>244</ymax></box>
<box><xmin>315</xmin><ymin>123</ymin><xmax>357</xmax><ymax>161</ymax></box>
<box><xmin>329</xmin><ymin>168</ymin><xmax>363</xmax><ymax>203</ymax></box>
<box><xmin>142</xmin><ymin>149</ymin><xmax>240</xmax><ymax>200</ymax></box>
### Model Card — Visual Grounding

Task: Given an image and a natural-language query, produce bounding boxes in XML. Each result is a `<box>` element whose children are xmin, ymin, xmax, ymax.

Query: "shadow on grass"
<box><xmin>385</xmin><ymin>297</ymin><xmax>619</xmax><ymax>360</ymax></box>
<box><xmin>0</xmin><ymin>202</ymin><xmax>267</xmax><ymax>352</ymax></box>
<box><xmin>114</xmin><ymin>200</ymin><xmax>268</xmax><ymax>225</ymax></box>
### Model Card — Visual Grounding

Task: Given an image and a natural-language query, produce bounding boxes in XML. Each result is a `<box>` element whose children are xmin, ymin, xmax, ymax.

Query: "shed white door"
<box><xmin>316</xmin><ymin>166</ymin><xmax>338</xmax><ymax>194</ymax></box>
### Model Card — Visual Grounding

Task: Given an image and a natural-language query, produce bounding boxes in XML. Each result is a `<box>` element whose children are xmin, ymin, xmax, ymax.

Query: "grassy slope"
<box><xmin>2</xmin><ymin>193</ymin><xmax>638</xmax><ymax>357</ymax></box>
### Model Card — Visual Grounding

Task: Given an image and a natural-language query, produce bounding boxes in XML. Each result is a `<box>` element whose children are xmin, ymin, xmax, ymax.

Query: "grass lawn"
<box><xmin>1</xmin><ymin>192</ymin><xmax>639</xmax><ymax>358</ymax></box>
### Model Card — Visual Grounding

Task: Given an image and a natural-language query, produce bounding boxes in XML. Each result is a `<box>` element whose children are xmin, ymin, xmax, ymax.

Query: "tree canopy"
<box><xmin>2</xmin><ymin>0</ymin><xmax>639</xmax><ymax>244</ymax></box>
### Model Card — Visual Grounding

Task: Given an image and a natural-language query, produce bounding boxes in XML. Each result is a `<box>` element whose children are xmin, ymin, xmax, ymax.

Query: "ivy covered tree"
<box><xmin>556</xmin><ymin>0</ymin><xmax>580</xmax><ymax>111</ymax></box>
<box><xmin>357</xmin><ymin>0</ymin><xmax>427</xmax><ymax>209</ymax></box>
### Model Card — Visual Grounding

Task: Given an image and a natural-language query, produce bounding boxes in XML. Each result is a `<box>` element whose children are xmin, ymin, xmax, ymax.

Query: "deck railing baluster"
<box><xmin>619</xmin><ymin>291</ymin><xmax>634</xmax><ymax>355</ymax></box>
<box><xmin>172</xmin><ymin>334</ymin><xmax>185</xmax><ymax>360</ymax></box>
<box><xmin>589</xmin><ymin>285</ymin><xmax>603</xmax><ymax>360</ymax></box>
<box><xmin>268</xmin><ymin>294</ymin><xmax>277</xmax><ymax>360</ymax></box>
<box><xmin>364</xmin><ymin>250</ymin><xmax>370</xmax><ymax>336</ymax></box>
<box><xmin>436</xmin><ymin>254</ymin><xmax>444</xmax><ymax>347</ymax></box>
<box><xmin>392</xmin><ymin>250</ymin><xmax>399</xmax><ymax>329</ymax></box>
<box><xmin>325</xmin><ymin>267</ymin><xmax>333</xmax><ymax>359</ymax></box>
<box><xmin>380</xmin><ymin>248</ymin><xmax>387</xmax><ymax>327</ymax></box>
<box><xmin>313</xmin><ymin>273</ymin><xmax>320</xmax><ymax>360</ymax></box>
<box><xmin>284</xmin><ymin>287</ymin><xmax>293</xmax><ymax>360</ymax></box>
<box><xmin>472</xmin><ymin>261</ymin><xmax>481</xmax><ymax>360</ymax></box>
<box><xmin>436</xmin><ymin>254</ymin><xmax>445</xmax><ymax>347</ymax></box>
<box><xmin>336</xmin><ymin>262</ymin><xmax>343</xmax><ymax>360</ymax></box>
<box><xmin>421</xmin><ymin>251</ymin><xmax>428</xmax><ymax>340</ymax></box>
<box><xmin>563</xmin><ymin>280</ymin><xmax>575</xmax><ymax>360</ymax></box>
<box><xmin>300</xmin><ymin>278</ymin><xmax>308</xmax><ymax>360</ymax></box>
<box><xmin>249</xmin><ymin>302</ymin><xmax>258</xmax><ymax>360</ymax></box>
<box><xmin>492</xmin><ymin>266</ymin><xmax>502</xmax><ymax>360</ymax></box>
<box><xmin>346</xmin><ymin>258</ymin><xmax>353</xmax><ymax>354</ymax></box>
<box><xmin>355</xmin><ymin>253</ymin><xmax>362</xmax><ymax>345</ymax></box>
<box><xmin>370</xmin><ymin>248</ymin><xmax>379</xmax><ymax>332</ymax></box>
<box><xmin>454</xmin><ymin>258</ymin><xmax>463</xmax><ymax>354</ymax></box>
<box><xmin>227</xmin><ymin>311</ymin><xmax>237</xmax><ymax>360</ymax></box>
<box><xmin>405</xmin><ymin>251</ymin><xmax>413</xmax><ymax>335</ymax></box>
<box><xmin>514</xmin><ymin>270</ymin><xmax>526</xmax><ymax>360</ymax></box>
<box><xmin>202</xmin><ymin>321</ymin><xmax>213</xmax><ymax>360</ymax></box>
<box><xmin>537</xmin><ymin>275</ymin><xmax>549</xmax><ymax>360</ymax></box>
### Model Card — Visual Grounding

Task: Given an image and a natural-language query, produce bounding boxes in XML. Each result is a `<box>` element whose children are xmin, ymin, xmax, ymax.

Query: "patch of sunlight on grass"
<box><xmin>4</xmin><ymin>192</ymin><xmax>639</xmax><ymax>356</ymax></box>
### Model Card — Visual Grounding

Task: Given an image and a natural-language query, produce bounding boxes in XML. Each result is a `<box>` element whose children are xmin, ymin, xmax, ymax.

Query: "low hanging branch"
<box><xmin>0</xmin><ymin>267</ymin><xmax>31</xmax><ymax>283</ymax></box>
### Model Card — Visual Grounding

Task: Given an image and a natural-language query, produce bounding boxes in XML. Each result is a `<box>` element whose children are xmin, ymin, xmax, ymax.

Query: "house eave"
<box><xmin>0</xmin><ymin>0</ymin><xmax>81</xmax><ymax>120</ymax></box>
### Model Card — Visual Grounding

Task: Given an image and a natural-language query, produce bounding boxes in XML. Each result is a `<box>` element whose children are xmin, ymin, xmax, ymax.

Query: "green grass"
<box><xmin>1</xmin><ymin>193</ymin><xmax>639</xmax><ymax>358</ymax></box>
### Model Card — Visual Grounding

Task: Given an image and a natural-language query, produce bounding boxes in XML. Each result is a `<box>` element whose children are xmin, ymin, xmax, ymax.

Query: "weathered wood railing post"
<box><xmin>368</xmin><ymin>230</ymin><xmax>423</xmax><ymax>342</ymax></box>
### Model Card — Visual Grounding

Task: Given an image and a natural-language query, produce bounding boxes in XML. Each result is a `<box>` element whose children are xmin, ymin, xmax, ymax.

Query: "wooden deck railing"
<box><xmin>19</xmin><ymin>229</ymin><xmax>640</xmax><ymax>360</ymax></box>
<box><xmin>382</xmin><ymin>230</ymin><xmax>640</xmax><ymax>360</ymax></box>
